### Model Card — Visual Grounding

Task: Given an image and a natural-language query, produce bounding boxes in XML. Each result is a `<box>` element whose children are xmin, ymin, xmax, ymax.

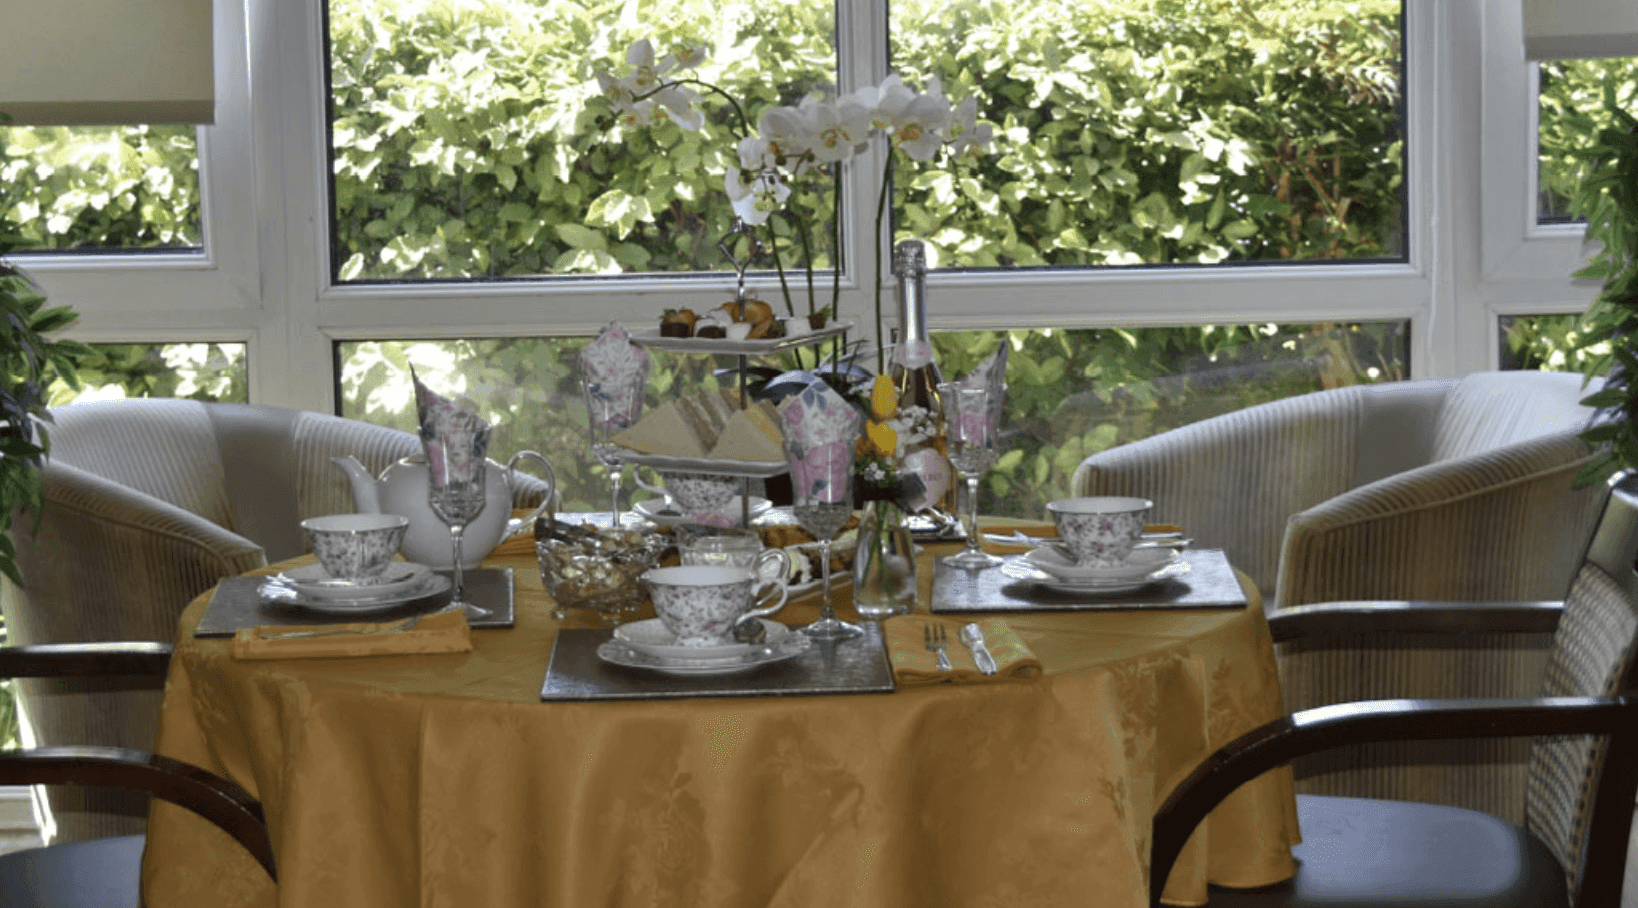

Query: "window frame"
<box><xmin>4</xmin><ymin>0</ymin><xmax>1581</xmax><ymax>408</ymax></box>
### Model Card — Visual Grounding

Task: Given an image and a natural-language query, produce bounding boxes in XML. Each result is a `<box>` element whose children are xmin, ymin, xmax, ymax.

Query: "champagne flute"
<box><xmin>426</xmin><ymin>444</ymin><xmax>492</xmax><ymax>619</ymax></box>
<box><xmin>784</xmin><ymin>432</ymin><xmax>864</xmax><ymax>639</ymax></box>
<box><xmin>939</xmin><ymin>382</ymin><xmax>1002</xmax><ymax>568</ymax></box>
<box><xmin>582</xmin><ymin>377</ymin><xmax>643</xmax><ymax>527</ymax></box>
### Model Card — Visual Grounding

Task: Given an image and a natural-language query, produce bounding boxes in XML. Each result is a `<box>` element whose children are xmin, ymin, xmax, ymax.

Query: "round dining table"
<box><xmin>139</xmin><ymin>523</ymin><xmax>1298</xmax><ymax>908</ymax></box>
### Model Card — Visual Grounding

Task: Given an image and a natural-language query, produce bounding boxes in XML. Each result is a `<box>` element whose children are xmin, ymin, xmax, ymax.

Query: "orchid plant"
<box><xmin>591</xmin><ymin>39</ymin><xmax>995</xmax><ymax>363</ymax></box>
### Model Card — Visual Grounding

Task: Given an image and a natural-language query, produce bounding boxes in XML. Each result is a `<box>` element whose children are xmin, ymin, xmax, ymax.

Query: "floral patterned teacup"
<box><xmin>1045</xmin><ymin>497</ymin><xmax>1153</xmax><ymax>568</ymax></box>
<box><xmin>642</xmin><ymin>564</ymin><xmax>789</xmax><ymax>647</ymax></box>
<box><xmin>300</xmin><ymin>513</ymin><xmax>410</xmax><ymax>585</ymax></box>
<box><xmin>634</xmin><ymin>469</ymin><xmax>739</xmax><ymax>514</ymax></box>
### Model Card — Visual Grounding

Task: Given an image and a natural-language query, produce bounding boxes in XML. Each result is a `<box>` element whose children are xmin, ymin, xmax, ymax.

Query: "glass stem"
<box><xmin>609</xmin><ymin>469</ymin><xmax>622</xmax><ymax>527</ymax></box>
<box><xmin>817</xmin><ymin>538</ymin><xmax>835</xmax><ymax>621</ymax></box>
<box><xmin>450</xmin><ymin>523</ymin><xmax>467</xmax><ymax>602</ymax></box>
<box><xmin>965</xmin><ymin>473</ymin><xmax>982</xmax><ymax>557</ymax></box>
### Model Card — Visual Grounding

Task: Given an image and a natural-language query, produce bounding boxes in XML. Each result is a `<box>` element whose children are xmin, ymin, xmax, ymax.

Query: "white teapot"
<box><xmin>332</xmin><ymin>451</ymin><xmax>555</xmax><ymax>570</ymax></box>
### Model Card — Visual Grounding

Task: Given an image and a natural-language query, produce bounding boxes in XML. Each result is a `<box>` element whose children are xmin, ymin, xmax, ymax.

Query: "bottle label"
<box><xmin>894</xmin><ymin>339</ymin><xmax>936</xmax><ymax>370</ymax></box>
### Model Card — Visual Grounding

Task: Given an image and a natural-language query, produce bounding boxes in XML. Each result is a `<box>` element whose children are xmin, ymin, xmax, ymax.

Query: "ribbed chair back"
<box><xmin>1525</xmin><ymin>472</ymin><xmax>1638</xmax><ymax>903</ymax></box>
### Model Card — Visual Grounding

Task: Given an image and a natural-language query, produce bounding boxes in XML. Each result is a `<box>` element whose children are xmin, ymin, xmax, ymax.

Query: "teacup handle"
<box><xmin>632</xmin><ymin>464</ymin><xmax>669</xmax><ymax>498</ymax></box>
<box><xmin>502</xmin><ymin>450</ymin><xmax>558</xmax><ymax>537</ymax></box>
<box><xmin>755</xmin><ymin>548</ymin><xmax>792</xmax><ymax>586</ymax></box>
<box><xmin>740</xmin><ymin>576</ymin><xmax>790</xmax><ymax>624</ymax></box>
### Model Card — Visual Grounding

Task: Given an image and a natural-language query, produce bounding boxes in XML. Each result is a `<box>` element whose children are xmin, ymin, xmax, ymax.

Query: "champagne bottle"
<box><xmin>888</xmin><ymin>240</ymin><xmax>955</xmax><ymax>515</ymax></box>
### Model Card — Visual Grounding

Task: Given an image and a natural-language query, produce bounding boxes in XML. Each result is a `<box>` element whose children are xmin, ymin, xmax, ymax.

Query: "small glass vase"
<box><xmin>852</xmin><ymin>498</ymin><xmax>918</xmax><ymax>619</ymax></box>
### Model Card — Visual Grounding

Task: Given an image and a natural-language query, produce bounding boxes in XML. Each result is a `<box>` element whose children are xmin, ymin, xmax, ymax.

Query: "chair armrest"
<box><xmin>1268</xmin><ymin>600</ymin><xmax>1563</xmax><ymax>642</ymax></box>
<box><xmin>0</xmin><ymin>642</ymin><xmax>173</xmax><ymax>679</ymax></box>
<box><xmin>1150</xmin><ymin>694</ymin><xmax>1638</xmax><ymax>907</ymax></box>
<box><xmin>0</xmin><ymin>744</ymin><xmax>274</xmax><ymax>880</ymax></box>
<box><xmin>1275</xmin><ymin>433</ymin><xmax>1603</xmax><ymax>608</ymax></box>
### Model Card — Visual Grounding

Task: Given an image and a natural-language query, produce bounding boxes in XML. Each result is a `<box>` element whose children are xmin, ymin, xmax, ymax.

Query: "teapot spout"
<box><xmin>331</xmin><ymin>455</ymin><xmax>383</xmax><ymax>514</ymax></box>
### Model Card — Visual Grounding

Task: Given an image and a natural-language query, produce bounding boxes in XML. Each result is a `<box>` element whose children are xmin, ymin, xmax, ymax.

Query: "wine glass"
<box><xmin>939</xmin><ymin>382</ymin><xmax>1002</xmax><ymax>568</ymax></box>
<box><xmin>427</xmin><ymin>454</ymin><xmax>492</xmax><ymax>619</ymax></box>
<box><xmin>581</xmin><ymin>377</ymin><xmax>643</xmax><ymax>527</ymax></box>
<box><xmin>784</xmin><ymin>432</ymin><xmax>864</xmax><ymax>639</ymax></box>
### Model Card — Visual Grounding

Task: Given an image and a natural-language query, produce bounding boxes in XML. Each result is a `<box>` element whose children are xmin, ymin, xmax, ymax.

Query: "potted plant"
<box><xmin>0</xmin><ymin>209</ymin><xmax>92</xmax><ymax>587</ymax></box>
<box><xmin>1566</xmin><ymin>103</ymin><xmax>1638</xmax><ymax>485</ymax></box>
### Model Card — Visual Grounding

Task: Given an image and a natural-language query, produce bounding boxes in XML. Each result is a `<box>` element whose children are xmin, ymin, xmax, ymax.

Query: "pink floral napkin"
<box><xmin>413</xmin><ymin>373</ymin><xmax>491</xmax><ymax>486</ymax></box>
<box><xmin>578</xmin><ymin>322</ymin><xmax>651</xmax><ymax>425</ymax></box>
<box><xmin>777</xmin><ymin>373</ymin><xmax>862</xmax><ymax>505</ymax></box>
<box><xmin>952</xmin><ymin>341</ymin><xmax>1008</xmax><ymax>436</ymax></box>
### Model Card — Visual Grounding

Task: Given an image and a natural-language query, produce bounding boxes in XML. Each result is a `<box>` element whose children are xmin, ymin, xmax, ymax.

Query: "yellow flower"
<box><xmin>866</xmin><ymin>420</ymin><xmax>898</xmax><ymax>457</ymax></box>
<box><xmin>869</xmin><ymin>374</ymin><xmax>898</xmax><ymax>421</ymax></box>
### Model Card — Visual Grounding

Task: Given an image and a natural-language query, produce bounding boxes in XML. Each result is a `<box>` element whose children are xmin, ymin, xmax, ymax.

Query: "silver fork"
<box><xmin>923</xmin><ymin>624</ymin><xmax>952</xmax><ymax>672</ymax></box>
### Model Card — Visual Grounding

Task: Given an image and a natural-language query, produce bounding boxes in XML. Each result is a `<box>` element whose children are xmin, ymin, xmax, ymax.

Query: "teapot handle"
<box><xmin>501</xmin><ymin>450</ymin><xmax>558</xmax><ymax>538</ymax></box>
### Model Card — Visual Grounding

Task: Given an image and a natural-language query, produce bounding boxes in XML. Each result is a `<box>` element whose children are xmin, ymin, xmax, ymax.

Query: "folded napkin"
<box><xmin>884</xmin><ymin>615</ymin><xmax>1043</xmax><ymax>686</ymax></box>
<box><xmin>231</xmin><ymin>608</ymin><xmax>473</xmax><ymax>661</ymax></box>
<box><xmin>977</xmin><ymin>522</ymin><xmax>1184</xmax><ymax>555</ymax></box>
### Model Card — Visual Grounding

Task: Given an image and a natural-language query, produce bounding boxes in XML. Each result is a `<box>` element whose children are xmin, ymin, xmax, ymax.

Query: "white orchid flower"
<box><xmin>670</xmin><ymin>41</ymin><xmax>708</xmax><ymax>70</ymax></box>
<box><xmin>625</xmin><ymin>39</ymin><xmax>661</xmax><ymax>91</ymax></box>
<box><xmin>758</xmin><ymin>105</ymin><xmax>817</xmax><ymax>171</ymax></box>
<box><xmin>806</xmin><ymin>96</ymin><xmax>873</xmax><ymax>163</ymax></box>
<box><xmin>615</xmin><ymin>98</ymin><xmax>664</xmax><ymax>128</ymax></box>
<box><xmin>655</xmin><ymin>84</ymin><xmax>704</xmax><ymax>131</ymax></box>
<box><xmin>857</xmin><ymin>74</ymin><xmax>916</xmax><ymax>134</ymax></box>
<box><xmin>946</xmin><ymin>96</ymin><xmax>995</xmax><ymax>156</ymax></box>
<box><xmin>725</xmin><ymin>163</ymin><xmax>791</xmax><ymax>225</ymax></box>
<box><xmin>892</xmin><ymin>91</ymin><xmax>953</xmax><ymax>161</ymax></box>
<box><xmin>595</xmin><ymin>72</ymin><xmax>638</xmax><ymax>111</ymax></box>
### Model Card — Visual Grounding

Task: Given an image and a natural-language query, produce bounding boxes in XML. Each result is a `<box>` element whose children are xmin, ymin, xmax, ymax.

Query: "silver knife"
<box><xmin>959</xmin><ymin>623</ymin><xmax>998</xmax><ymax>675</ymax></box>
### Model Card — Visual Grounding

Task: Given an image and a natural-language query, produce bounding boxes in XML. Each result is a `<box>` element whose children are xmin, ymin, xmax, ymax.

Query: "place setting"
<box><xmin>933</xmin><ymin>496</ymin><xmax>1247</xmax><ymax>613</ymax></box>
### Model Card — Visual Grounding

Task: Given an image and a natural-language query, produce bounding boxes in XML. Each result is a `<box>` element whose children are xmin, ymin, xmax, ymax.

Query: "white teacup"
<box><xmin>1045</xmin><ymin>496</ymin><xmax>1153</xmax><ymax>568</ymax></box>
<box><xmin>635</xmin><ymin>469</ymin><xmax>738</xmax><ymax>514</ymax></box>
<box><xmin>679</xmin><ymin>530</ymin><xmax>792</xmax><ymax>587</ymax></box>
<box><xmin>642</xmin><ymin>564</ymin><xmax>789</xmax><ymax>647</ymax></box>
<box><xmin>301</xmin><ymin>513</ymin><xmax>410</xmax><ymax>585</ymax></box>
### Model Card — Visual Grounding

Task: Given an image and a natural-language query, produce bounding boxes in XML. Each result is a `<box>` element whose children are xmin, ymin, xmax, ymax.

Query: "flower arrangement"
<box><xmin>591</xmin><ymin>38</ymin><xmax>994</xmax><ymax>359</ymax></box>
<box><xmin>855</xmin><ymin>374</ymin><xmax>929</xmax><ymax>507</ymax></box>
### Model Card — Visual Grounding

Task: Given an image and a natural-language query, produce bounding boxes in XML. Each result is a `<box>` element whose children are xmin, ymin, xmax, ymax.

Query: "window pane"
<box><xmin>936</xmin><ymin>322</ymin><xmax>1409</xmax><ymax>518</ymax></box>
<box><xmin>1498</xmin><ymin>313</ymin><xmax>1600</xmax><ymax>372</ymax></box>
<box><xmin>54</xmin><ymin>343</ymin><xmax>248</xmax><ymax>405</ymax></box>
<box><xmin>892</xmin><ymin>0</ymin><xmax>1406</xmax><ymax>268</ymax></box>
<box><xmin>326</xmin><ymin>0</ymin><xmax>835</xmax><ymax>282</ymax></box>
<box><xmin>339</xmin><ymin>323</ymin><xmax>1406</xmax><ymax>520</ymax></box>
<box><xmin>0</xmin><ymin>125</ymin><xmax>201</xmax><ymax>251</ymax></box>
<box><xmin>1537</xmin><ymin>58</ymin><xmax>1638</xmax><ymax>224</ymax></box>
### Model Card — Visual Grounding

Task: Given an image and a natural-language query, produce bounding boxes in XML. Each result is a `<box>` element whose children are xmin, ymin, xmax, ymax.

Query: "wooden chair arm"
<box><xmin>0</xmin><ymin>744</ymin><xmax>274</xmax><ymax>881</ymax></box>
<box><xmin>1268</xmin><ymin>600</ymin><xmax>1563</xmax><ymax>642</ymax></box>
<box><xmin>0</xmin><ymin>642</ymin><xmax>173</xmax><ymax>679</ymax></box>
<box><xmin>1150</xmin><ymin>694</ymin><xmax>1638</xmax><ymax>907</ymax></box>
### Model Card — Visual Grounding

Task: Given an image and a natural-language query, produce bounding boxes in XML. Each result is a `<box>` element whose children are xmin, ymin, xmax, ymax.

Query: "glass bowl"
<box><xmin>537</xmin><ymin>530</ymin><xmax>663</xmax><ymax>624</ymax></box>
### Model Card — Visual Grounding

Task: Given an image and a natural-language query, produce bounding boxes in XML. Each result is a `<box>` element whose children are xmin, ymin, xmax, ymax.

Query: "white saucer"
<box><xmin>634</xmin><ymin>497</ymin><xmax>773</xmax><ymax>526</ymax></box>
<box><xmin>596</xmin><ymin>632</ymin><xmax>810</xmax><ymax>676</ymax></box>
<box><xmin>613</xmin><ymin>617</ymin><xmax>789</xmax><ymax>660</ymax></box>
<box><xmin>1002</xmin><ymin>556</ymin><xmax>1190</xmax><ymax>595</ymax></box>
<box><xmin>1023</xmin><ymin>545</ymin><xmax>1179</xmax><ymax>581</ymax></box>
<box><xmin>274</xmin><ymin>562</ymin><xmax>432</xmax><ymax>601</ymax></box>
<box><xmin>260</xmin><ymin>572</ymin><xmax>451</xmax><ymax>612</ymax></box>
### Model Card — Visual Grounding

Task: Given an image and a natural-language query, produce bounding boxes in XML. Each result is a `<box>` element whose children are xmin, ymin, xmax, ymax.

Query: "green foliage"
<box><xmin>0</xmin><ymin>125</ymin><xmax>199</xmax><ymax>250</ymax></box>
<box><xmin>58</xmin><ymin>344</ymin><xmax>249</xmax><ymax>405</ymax></box>
<box><xmin>0</xmin><ymin>243</ymin><xmax>92</xmax><ymax>588</ymax></box>
<box><xmin>321</xmin><ymin>0</ymin><xmax>1405</xmax><ymax>282</ymax></box>
<box><xmin>1564</xmin><ymin>96</ymin><xmax>1638</xmax><ymax>485</ymax></box>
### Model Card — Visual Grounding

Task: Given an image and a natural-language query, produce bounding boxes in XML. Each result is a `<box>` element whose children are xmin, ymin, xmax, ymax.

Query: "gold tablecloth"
<box><xmin>140</xmin><ymin>536</ymin><xmax>1298</xmax><ymax>908</ymax></box>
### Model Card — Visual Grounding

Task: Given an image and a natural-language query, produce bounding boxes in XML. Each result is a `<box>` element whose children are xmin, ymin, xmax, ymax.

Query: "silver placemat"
<box><xmin>194</xmin><ymin>568</ymin><xmax>516</xmax><ymax>637</ymax></box>
<box><xmin>931</xmin><ymin>549</ymin><xmax>1247</xmax><ymax>613</ymax></box>
<box><xmin>540</xmin><ymin>621</ymin><xmax>896</xmax><ymax>700</ymax></box>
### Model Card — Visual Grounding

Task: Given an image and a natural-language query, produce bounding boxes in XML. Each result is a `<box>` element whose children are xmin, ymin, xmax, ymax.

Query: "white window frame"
<box><xmin>7</xmin><ymin>0</ymin><xmax>1587</xmax><ymax>410</ymax></box>
<box><xmin>1477</xmin><ymin>0</ymin><xmax>1602</xmax><ymax>361</ymax></box>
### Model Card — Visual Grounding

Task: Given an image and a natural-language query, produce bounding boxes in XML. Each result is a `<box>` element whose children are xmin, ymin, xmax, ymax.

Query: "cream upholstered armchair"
<box><xmin>1072</xmin><ymin>370</ymin><xmax>1608</xmax><ymax>823</ymax></box>
<box><xmin>0</xmin><ymin>399</ymin><xmax>550</xmax><ymax>842</ymax></box>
